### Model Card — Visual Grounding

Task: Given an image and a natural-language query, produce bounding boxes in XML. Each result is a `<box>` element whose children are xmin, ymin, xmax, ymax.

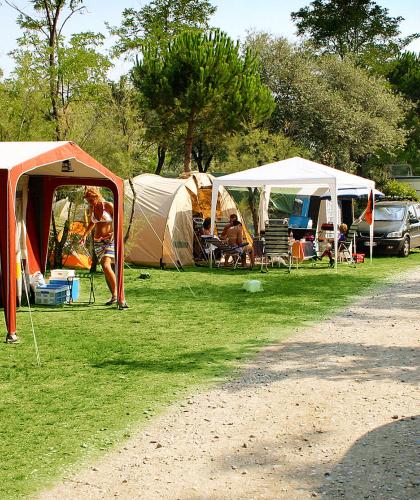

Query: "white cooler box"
<box><xmin>50</xmin><ymin>269</ymin><xmax>75</xmax><ymax>280</ymax></box>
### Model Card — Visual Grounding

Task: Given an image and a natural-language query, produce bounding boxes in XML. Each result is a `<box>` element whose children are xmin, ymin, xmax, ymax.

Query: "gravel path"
<box><xmin>39</xmin><ymin>269</ymin><xmax>420</xmax><ymax>500</ymax></box>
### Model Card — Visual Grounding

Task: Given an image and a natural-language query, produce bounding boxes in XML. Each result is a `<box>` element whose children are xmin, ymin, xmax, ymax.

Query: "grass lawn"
<box><xmin>1</xmin><ymin>254</ymin><xmax>420</xmax><ymax>498</ymax></box>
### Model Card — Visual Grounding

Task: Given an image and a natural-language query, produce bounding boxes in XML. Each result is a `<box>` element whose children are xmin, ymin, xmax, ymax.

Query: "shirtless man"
<box><xmin>221</xmin><ymin>214</ymin><xmax>254</xmax><ymax>268</ymax></box>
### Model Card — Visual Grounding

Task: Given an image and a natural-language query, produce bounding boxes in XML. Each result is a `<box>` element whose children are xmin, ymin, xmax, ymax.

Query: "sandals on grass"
<box><xmin>105</xmin><ymin>297</ymin><xmax>117</xmax><ymax>306</ymax></box>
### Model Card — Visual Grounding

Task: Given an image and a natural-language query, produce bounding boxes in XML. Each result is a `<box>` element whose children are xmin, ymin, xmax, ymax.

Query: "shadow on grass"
<box><xmin>92</xmin><ymin>339</ymin><xmax>266</xmax><ymax>375</ymax></box>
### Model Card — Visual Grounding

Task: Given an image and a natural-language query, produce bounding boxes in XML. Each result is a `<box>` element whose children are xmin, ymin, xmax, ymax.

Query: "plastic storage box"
<box><xmin>35</xmin><ymin>284</ymin><xmax>70</xmax><ymax>305</ymax></box>
<box><xmin>49</xmin><ymin>278</ymin><xmax>80</xmax><ymax>301</ymax></box>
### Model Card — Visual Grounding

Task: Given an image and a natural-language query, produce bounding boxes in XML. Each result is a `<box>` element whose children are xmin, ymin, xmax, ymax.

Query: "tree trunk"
<box><xmin>155</xmin><ymin>145</ymin><xmax>166</xmax><ymax>175</ymax></box>
<box><xmin>47</xmin><ymin>6</ymin><xmax>63</xmax><ymax>140</ymax></box>
<box><xmin>192</xmin><ymin>144</ymin><xmax>203</xmax><ymax>172</ymax></box>
<box><xmin>203</xmin><ymin>154</ymin><xmax>213</xmax><ymax>173</ymax></box>
<box><xmin>183</xmin><ymin>114</ymin><xmax>195</xmax><ymax>175</ymax></box>
<box><xmin>124</xmin><ymin>177</ymin><xmax>136</xmax><ymax>243</ymax></box>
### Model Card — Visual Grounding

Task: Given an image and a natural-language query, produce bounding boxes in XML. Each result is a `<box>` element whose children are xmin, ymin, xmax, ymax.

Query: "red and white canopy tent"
<box><xmin>0</xmin><ymin>141</ymin><xmax>126</xmax><ymax>340</ymax></box>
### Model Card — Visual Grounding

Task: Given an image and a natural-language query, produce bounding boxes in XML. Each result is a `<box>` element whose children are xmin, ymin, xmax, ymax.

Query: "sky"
<box><xmin>1</xmin><ymin>0</ymin><xmax>419</xmax><ymax>81</ymax></box>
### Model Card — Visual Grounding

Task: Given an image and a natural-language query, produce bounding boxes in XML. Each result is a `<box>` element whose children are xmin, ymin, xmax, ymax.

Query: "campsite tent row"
<box><xmin>1</xmin><ymin>144</ymin><xmax>375</xmax><ymax>340</ymax></box>
<box><xmin>0</xmin><ymin>141</ymin><xmax>126</xmax><ymax>340</ymax></box>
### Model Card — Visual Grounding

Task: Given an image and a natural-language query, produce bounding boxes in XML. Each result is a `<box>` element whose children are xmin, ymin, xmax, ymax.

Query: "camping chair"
<box><xmin>261</xmin><ymin>219</ymin><xmax>292</xmax><ymax>273</ymax></box>
<box><xmin>202</xmin><ymin>236</ymin><xmax>248</xmax><ymax>269</ymax></box>
<box><xmin>338</xmin><ymin>223</ymin><xmax>358</xmax><ymax>267</ymax></box>
<box><xmin>215</xmin><ymin>219</ymin><xmax>229</xmax><ymax>239</ymax></box>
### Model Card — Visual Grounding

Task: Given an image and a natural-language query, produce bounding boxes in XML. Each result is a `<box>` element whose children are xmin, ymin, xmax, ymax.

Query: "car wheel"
<box><xmin>399</xmin><ymin>236</ymin><xmax>410</xmax><ymax>257</ymax></box>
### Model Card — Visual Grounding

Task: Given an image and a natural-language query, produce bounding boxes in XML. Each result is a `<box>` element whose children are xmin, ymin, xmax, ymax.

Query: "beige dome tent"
<box><xmin>124</xmin><ymin>172</ymin><xmax>245</xmax><ymax>267</ymax></box>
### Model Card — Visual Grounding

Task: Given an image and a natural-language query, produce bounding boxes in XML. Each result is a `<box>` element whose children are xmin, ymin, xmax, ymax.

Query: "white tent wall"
<box><xmin>16</xmin><ymin>176</ymin><xmax>29</xmax><ymax>262</ymax></box>
<box><xmin>317</xmin><ymin>199</ymin><xmax>343</xmax><ymax>231</ymax></box>
<box><xmin>15</xmin><ymin>176</ymin><xmax>29</xmax><ymax>304</ymax></box>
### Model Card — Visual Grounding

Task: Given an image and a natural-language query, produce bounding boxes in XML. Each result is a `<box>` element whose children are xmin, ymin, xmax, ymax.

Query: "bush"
<box><xmin>381</xmin><ymin>179</ymin><xmax>419</xmax><ymax>201</ymax></box>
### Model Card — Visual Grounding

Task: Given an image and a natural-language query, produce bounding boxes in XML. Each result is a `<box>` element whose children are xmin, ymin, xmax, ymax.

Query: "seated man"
<box><xmin>319</xmin><ymin>223</ymin><xmax>347</xmax><ymax>266</ymax></box>
<box><xmin>222</xmin><ymin>216</ymin><xmax>255</xmax><ymax>269</ymax></box>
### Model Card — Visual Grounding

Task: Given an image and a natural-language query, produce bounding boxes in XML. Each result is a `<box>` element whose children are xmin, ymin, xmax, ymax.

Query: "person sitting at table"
<box><xmin>319</xmin><ymin>223</ymin><xmax>348</xmax><ymax>266</ymax></box>
<box><xmin>201</xmin><ymin>217</ymin><xmax>212</xmax><ymax>236</ymax></box>
<box><xmin>221</xmin><ymin>213</ymin><xmax>238</xmax><ymax>239</ymax></box>
<box><xmin>222</xmin><ymin>217</ymin><xmax>255</xmax><ymax>269</ymax></box>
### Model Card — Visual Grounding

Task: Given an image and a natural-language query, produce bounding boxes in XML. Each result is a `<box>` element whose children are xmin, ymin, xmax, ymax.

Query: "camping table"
<box><xmin>292</xmin><ymin>240</ymin><xmax>316</xmax><ymax>264</ymax></box>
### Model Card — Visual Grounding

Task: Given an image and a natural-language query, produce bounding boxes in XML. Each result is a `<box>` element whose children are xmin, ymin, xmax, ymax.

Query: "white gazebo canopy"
<box><xmin>210</xmin><ymin>157</ymin><xmax>375</xmax><ymax>266</ymax></box>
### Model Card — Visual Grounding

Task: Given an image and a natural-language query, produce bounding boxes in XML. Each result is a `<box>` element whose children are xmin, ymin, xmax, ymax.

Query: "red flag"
<box><xmin>365</xmin><ymin>190</ymin><xmax>373</xmax><ymax>225</ymax></box>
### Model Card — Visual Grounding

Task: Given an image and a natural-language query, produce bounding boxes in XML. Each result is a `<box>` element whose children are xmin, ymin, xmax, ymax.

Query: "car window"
<box><xmin>415</xmin><ymin>205</ymin><xmax>420</xmax><ymax>219</ymax></box>
<box><xmin>374</xmin><ymin>206</ymin><xmax>405</xmax><ymax>221</ymax></box>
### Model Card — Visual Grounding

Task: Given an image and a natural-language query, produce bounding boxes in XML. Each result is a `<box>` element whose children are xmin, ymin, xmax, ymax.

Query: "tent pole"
<box><xmin>370</xmin><ymin>187</ymin><xmax>375</xmax><ymax>263</ymax></box>
<box><xmin>332</xmin><ymin>179</ymin><xmax>338</xmax><ymax>271</ymax></box>
<box><xmin>258</xmin><ymin>185</ymin><xmax>271</xmax><ymax>233</ymax></box>
<box><xmin>210</xmin><ymin>182</ymin><xmax>219</xmax><ymax>269</ymax></box>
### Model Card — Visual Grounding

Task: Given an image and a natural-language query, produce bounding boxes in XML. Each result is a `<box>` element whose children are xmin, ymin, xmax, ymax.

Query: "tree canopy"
<box><xmin>132</xmin><ymin>30</ymin><xmax>275</xmax><ymax>173</ymax></box>
<box><xmin>291</xmin><ymin>0</ymin><xmax>419</xmax><ymax>63</ymax></box>
<box><xmin>246</xmin><ymin>33</ymin><xmax>407</xmax><ymax>175</ymax></box>
<box><xmin>380</xmin><ymin>52</ymin><xmax>420</xmax><ymax>172</ymax></box>
<box><xmin>1</xmin><ymin>1</ymin><xmax>418</xmax><ymax>184</ymax></box>
<box><xmin>109</xmin><ymin>0</ymin><xmax>216</xmax><ymax>56</ymax></box>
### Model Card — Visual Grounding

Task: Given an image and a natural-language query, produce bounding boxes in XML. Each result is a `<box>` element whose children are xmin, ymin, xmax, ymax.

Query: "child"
<box><xmin>320</xmin><ymin>223</ymin><xmax>348</xmax><ymax>266</ymax></box>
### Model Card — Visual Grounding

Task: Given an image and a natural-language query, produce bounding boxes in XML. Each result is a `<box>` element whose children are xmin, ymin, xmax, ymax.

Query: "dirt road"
<box><xmin>39</xmin><ymin>269</ymin><xmax>420</xmax><ymax>499</ymax></box>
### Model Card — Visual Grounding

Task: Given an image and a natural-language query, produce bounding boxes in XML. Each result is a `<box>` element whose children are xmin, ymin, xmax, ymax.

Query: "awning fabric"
<box><xmin>320</xmin><ymin>187</ymin><xmax>384</xmax><ymax>200</ymax></box>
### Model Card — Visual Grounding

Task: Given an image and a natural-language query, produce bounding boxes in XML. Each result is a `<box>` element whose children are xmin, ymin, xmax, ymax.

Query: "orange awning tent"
<box><xmin>0</xmin><ymin>141</ymin><xmax>126</xmax><ymax>340</ymax></box>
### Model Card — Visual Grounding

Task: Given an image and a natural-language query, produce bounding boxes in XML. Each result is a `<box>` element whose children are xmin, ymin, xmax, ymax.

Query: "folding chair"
<box><xmin>338</xmin><ymin>224</ymin><xmax>357</xmax><ymax>267</ymax></box>
<box><xmin>261</xmin><ymin>219</ymin><xmax>292</xmax><ymax>273</ymax></box>
<box><xmin>202</xmin><ymin>236</ymin><xmax>247</xmax><ymax>269</ymax></box>
<box><xmin>215</xmin><ymin>220</ymin><xmax>229</xmax><ymax>239</ymax></box>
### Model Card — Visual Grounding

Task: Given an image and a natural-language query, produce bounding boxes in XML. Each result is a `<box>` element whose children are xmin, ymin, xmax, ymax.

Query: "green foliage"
<box><xmin>70</xmin><ymin>77</ymin><xmax>155</xmax><ymax>180</ymax></box>
<box><xmin>109</xmin><ymin>0</ymin><xmax>216</xmax><ymax>56</ymax></box>
<box><xmin>380</xmin><ymin>52</ymin><xmax>420</xmax><ymax>173</ymax></box>
<box><xmin>0</xmin><ymin>74</ymin><xmax>53</xmax><ymax>141</ymax></box>
<box><xmin>246</xmin><ymin>33</ymin><xmax>407</xmax><ymax>174</ymax></box>
<box><xmin>385</xmin><ymin>52</ymin><xmax>420</xmax><ymax>102</ymax></box>
<box><xmin>2</xmin><ymin>259</ymin><xmax>420</xmax><ymax>497</ymax></box>
<box><xmin>212</xmin><ymin>128</ymin><xmax>307</xmax><ymax>173</ymax></box>
<box><xmin>132</xmin><ymin>29</ymin><xmax>275</xmax><ymax>173</ymax></box>
<box><xmin>291</xmin><ymin>0</ymin><xmax>419</xmax><ymax>63</ymax></box>
<box><xmin>6</xmin><ymin>1</ymin><xmax>110</xmax><ymax>140</ymax></box>
<box><xmin>381</xmin><ymin>179</ymin><xmax>419</xmax><ymax>201</ymax></box>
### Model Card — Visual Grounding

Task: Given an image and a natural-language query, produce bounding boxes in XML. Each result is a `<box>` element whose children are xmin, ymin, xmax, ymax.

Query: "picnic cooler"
<box><xmin>49</xmin><ymin>278</ymin><xmax>80</xmax><ymax>301</ymax></box>
<box><xmin>35</xmin><ymin>284</ymin><xmax>70</xmax><ymax>305</ymax></box>
<box><xmin>49</xmin><ymin>269</ymin><xmax>79</xmax><ymax>301</ymax></box>
<box><xmin>50</xmin><ymin>269</ymin><xmax>75</xmax><ymax>279</ymax></box>
<box><xmin>352</xmin><ymin>253</ymin><xmax>365</xmax><ymax>263</ymax></box>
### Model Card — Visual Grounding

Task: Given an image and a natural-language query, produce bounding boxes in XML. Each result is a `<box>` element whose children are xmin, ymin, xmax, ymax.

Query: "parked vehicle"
<box><xmin>356</xmin><ymin>201</ymin><xmax>420</xmax><ymax>257</ymax></box>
